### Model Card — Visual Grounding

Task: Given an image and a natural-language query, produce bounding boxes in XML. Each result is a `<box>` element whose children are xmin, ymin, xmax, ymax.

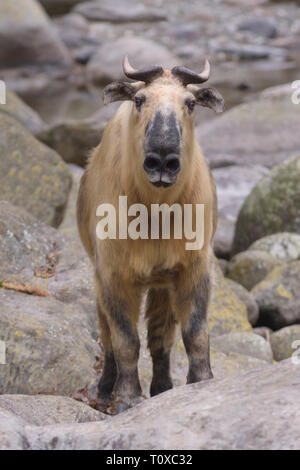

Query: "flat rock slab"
<box><xmin>20</xmin><ymin>359</ymin><xmax>300</xmax><ymax>450</ymax></box>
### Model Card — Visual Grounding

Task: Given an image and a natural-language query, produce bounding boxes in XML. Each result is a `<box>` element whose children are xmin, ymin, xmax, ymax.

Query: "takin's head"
<box><xmin>104</xmin><ymin>56</ymin><xmax>224</xmax><ymax>188</ymax></box>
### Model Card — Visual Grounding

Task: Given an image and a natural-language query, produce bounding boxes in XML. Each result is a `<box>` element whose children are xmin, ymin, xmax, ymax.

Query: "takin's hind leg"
<box><xmin>146</xmin><ymin>288</ymin><xmax>177</xmax><ymax>397</ymax></box>
<box><xmin>97</xmin><ymin>301</ymin><xmax>117</xmax><ymax>404</ymax></box>
<box><xmin>176</xmin><ymin>273</ymin><xmax>213</xmax><ymax>384</ymax></box>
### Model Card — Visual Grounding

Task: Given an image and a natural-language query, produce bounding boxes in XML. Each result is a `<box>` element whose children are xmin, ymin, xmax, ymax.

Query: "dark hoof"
<box><xmin>150</xmin><ymin>378</ymin><xmax>173</xmax><ymax>397</ymax></box>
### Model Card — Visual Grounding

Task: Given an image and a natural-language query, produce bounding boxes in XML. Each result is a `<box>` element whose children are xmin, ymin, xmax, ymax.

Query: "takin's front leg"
<box><xmin>146</xmin><ymin>288</ymin><xmax>177</xmax><ymax>397</ymax></box>
<box><xmin>97</xmin><ymin>301</ymin><xmax>117</xmax><ymax>405</ymax></box>
<box><xmin>97</xmin><ymin>279</ymin><xmax>143</xmax><ymax>412</ymax></box>
<box><xmin>176</xmin><ymin>272</ymin><xmax>213</xmax><ymax>384</ymax></box>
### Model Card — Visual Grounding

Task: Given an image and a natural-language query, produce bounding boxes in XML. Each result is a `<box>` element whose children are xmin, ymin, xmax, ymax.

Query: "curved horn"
<box><xmin>123</xmin><ymin>55</ymin><xmax>164</xmax><ymax>84</ymax></box>
<box><xmin>171</xmin><ymin>59</ymin><xmax>211</xmax><ymax>86</ymax></box>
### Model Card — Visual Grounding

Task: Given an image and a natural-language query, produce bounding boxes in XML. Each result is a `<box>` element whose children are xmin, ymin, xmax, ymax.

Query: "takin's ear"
<box><xmin>189</xmin><ymin>86</ymin><xmax>225</xmax><ymax>113</ymax></box>
<box><xmin>103</xmin><ymin>81</ymin><xmax>144</xmax><ymax>105</ymax></box>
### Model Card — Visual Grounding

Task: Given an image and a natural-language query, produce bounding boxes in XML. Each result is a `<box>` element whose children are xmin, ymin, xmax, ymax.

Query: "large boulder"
<box><xmin>0</xmin><ymin>289</ymin><xmax>100</xmax><ymax>396</ymax></box>
<box><xmin>87</xmin><ymin>36</ymin><xmax>179</xmax><ymax>85</ymax></box>
<box><xmin>0</xmin><ymin>113</ymin><xmax>72</xmax><ymax>227</ymax></box>
<box><xmin>73</xmin><ymin>0</ymin><xmax>167</xmax><ymax>23</ymax></box>
<box><xmin>0</xmin><ymin>395</ymin><xmax>105</xmax><ymax>426</ymax></box>
<box><xmin>211</xmin><ymin>332</ymin><xmax>273</xmax><ymax>363</ymax></box>
<box><xmin>232</xmin><ymin>155</ymin><xmax>300</xmax><ymax>254</ymax></box>
<box><xmin>226</xmin><ymin>250</ymin><xmax>280</xmax><ymax>290</ymax></box>
<box><xmin>0</xmin><ymin>202</ymin><xmax>100</xmax><ymax>395</ymax></box>
<box><xmin>197</xmin><ymin>95</ymin><xmax>300</xmax><ymax>169</ymax></box>
<box><xmin>0</xmin><ymin>0</ymin><xmax>71</xmax><ymax>68</ymax></box>
<box><xmin>0</xmin><ymin>91</ymin><xmax>46</xmax><ymax>135</ymax></box>
<box><xmin>0</xmin><ymin>201</ymin><xmax>62</xmax><ymax>277</ymax></box>
<box><xmin>16</xmin><ymin>359</ymin><xmax>300</xmax><ymax>450</ymax></box>
<box><xmin>252</xmin><ymin>261</ymin><xmax>300</xmax><ymax>330</ymax></box>
<box><xmin>248</xmin><ymin>233</ymin><xmax>300</xmax><ymax>263</ymax></box>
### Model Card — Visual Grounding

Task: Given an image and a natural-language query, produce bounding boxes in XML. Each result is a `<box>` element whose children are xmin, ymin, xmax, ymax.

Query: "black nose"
<box><xmin>143</xmin><ymin>154</ymin><xmax>162</xmax><ymax>173</ymax></box>
<box><xmin>144</xmin><ymin>153</ymin><xmax>181</xmax><ymax>175</ymax></box>
<box><xmin>164</xmin><ymin>154</ymin><xmax>181</xmax><ymax>175</ymax></box>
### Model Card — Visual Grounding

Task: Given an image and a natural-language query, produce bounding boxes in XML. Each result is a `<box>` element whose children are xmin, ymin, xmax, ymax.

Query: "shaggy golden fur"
<box><xmin>77</xmin><ymin>71</ymin><xmax>219</xmax><ymax>410</ymax></box>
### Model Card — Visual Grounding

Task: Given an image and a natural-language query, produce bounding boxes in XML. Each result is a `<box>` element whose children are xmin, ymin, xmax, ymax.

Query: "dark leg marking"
<box><xmin>101</xmin><ymin>285</ymin><xmax>142</xmax><ymax>408</ymax></box>
<box><xmin>97</xmin><ymin>302</ymin><xmax>117</xmax><ymax>401</ymax></box>
<box><xmin>146</xmin><ymin>288</ymin><xmax>176</xmax><ymax>397</ymax></box>
<box><xmin>181</xmin><ymin>273</ymin><xmax>213</xmax><ymax>384</ymax></box>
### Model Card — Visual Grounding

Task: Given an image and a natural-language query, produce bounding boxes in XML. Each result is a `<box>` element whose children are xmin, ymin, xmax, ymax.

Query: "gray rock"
<box><xmin>249</xmin><ymin>233</ymin><xmax>300</xmax><ymax>263</ymax></box>
<box><xmin>54</xmin><ymin>12</ymin><xmax>91</xmax><ymax>50</ymax></box>
<box><xmin>0</xmin><ymin>201</ymin><xmax>62</xmax><ymax>276</ymax></box>
<box><xmin>252</xmin><ymin>261</ymin><xmax>300</xmax><ymax>330</ymax></box>
<box><xmin>74</xmin><ymin>0</ymin><xmax>167</xmax><ymax>23</ymax></box>
<box><xmin>226</xmin><ymin>250</ymin><xmax>280</xmax><ymax>291</ymax></box>
<box><xmin>0</xmin><ymin>395</ymin><xmax>105</xmax><ymax>426</ymax></box>
<box><xmin>226</xmin><ymin>279</ymin><xmax>259</xmax><ymax>326</ymax></box>
<box><xmin>0</xmin><ymin>91</ymin><xmax>46</xmax><ymax>135</ymax></box>
<box><xmin>0</xmin><ymin>201</ymin><xmax>100</xmax><ymax>395</ymax></box>
<box><xmin>197</xmin><ymin>96</ymin><xmax>300</xmax><ymax>170</ymax></box>
<box><xmin>0</xmin><ymin>408</ymin><xmax>29</xmax><ymax>450</ymax></box>
<box><xmin>212</xmin><ymin>164</ymin><xmax>267</xmax><ymax>222</ymax></box>
<box><xmin>37</xmin><ymin>104</ymin><xmax>119</xmax><ymax>166</ymax></box>
<box><xmin>87</xmin><ymin>36</ymin><xmax>178</xmax><ymax>86</ymax></box>
<box><xmin>0</xmin><ymin>113</ymin><xmax>72</xmax><ymax>227</ymax></box>
<box><xmin>0</xmin><ymin>289</ymin><xmax>100</xmax><ymax>396</ymax></box>
<box><xmin>218</xmin><ymin>258</ymin><xmax>228</xmax><ymax>274</ymax></box>
<box><xmin>0</xmin><ymin>0</ymin><xmax>71</xmax><ymax>68</ymax></box>
<box><xmin>253</xmin><ymin>326</ymin><xmax>273</xmax><ymax>341</ymax></box>
<box><xmin>232</xmin><ymin>155</ymin><xmax>300</xmax><ymax>254</ymax></box>
<box><xmin>237</xmin><ymin>17</ymin><xmax>278</xmax><ymax>38</ymax></box>
<box><xmin>211</xmin><ymin>333</ymin><xmax>273</xmax><ymax>364</ymax></box>
<box><xmin>214</xmin><ymin>215</ymin><xmax>235</xmax><ymax>259</ymax></box>
<box><xmin>270</xmin><ymin>325</ymin><xmax>300</xmax><ymax>361</ymax></box>
<box><xmin>211</xmin><ymin>332</ymin><xmax>273</xmax><ymax>363</ymax></box>
<box><xmin>22</xmin><ymin>360</ymin><xmax>300</xmax><ymax>450</ymax></box>
<box><xmin>214</xmin><ymin>43</ymin><xmax>287</xmax><ymax>61</ymax></box>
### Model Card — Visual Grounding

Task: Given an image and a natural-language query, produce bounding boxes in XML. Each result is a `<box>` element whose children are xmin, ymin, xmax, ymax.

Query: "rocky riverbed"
<box><xmin>0</xmin><ymin>0</ymin><xmax>300</xmax><ymax>450</ymax></box>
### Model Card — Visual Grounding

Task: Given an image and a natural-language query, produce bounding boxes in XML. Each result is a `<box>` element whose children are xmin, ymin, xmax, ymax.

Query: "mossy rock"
<box><xmin>270</xmin><ymin>325</ymin><xmax>300</xmax><ymax>361</ymax></box>
<box><xmin>208</xmin><ymin>264</ymin><xmax>252</xmax><ymax>336</ymax></box>
<box><xmin>249</xmin><ymin>232</ymin><xmax>300</xmax><ymax>263</ymax></box>
<box><xmin>232</xmin><ymin>155</ymin><xmax>300</xmax><ymax>254</ymax></box>
<box><xmin>0</xmin><ymin>113</ymin><xmax>72</xmax><ymax>227</ymax></box>
<box><xmin>225</xmin><ymin>279</ymin><xmax>259</xmax><ymax>326</ymax></box>
<box><xmin>252</xmin><ymin>261</ymin><xmax>300</xmax><ymax>330</ymax></box>
<box><xmin>226</xmin><ymin>250</ymin><xmax>280</xmax><ymax>291</ymax></box>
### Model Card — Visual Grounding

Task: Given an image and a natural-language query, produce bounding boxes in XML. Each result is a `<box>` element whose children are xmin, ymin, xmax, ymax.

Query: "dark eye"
<box><xmin>135</xmin><ymin>95</ymin><xmax>145</xmax><ymax>110</ymax></box>
<box><xmin>186</xmin><ymin>99</ymin><xmax>196</xmax><ymax>113</ymax></box>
